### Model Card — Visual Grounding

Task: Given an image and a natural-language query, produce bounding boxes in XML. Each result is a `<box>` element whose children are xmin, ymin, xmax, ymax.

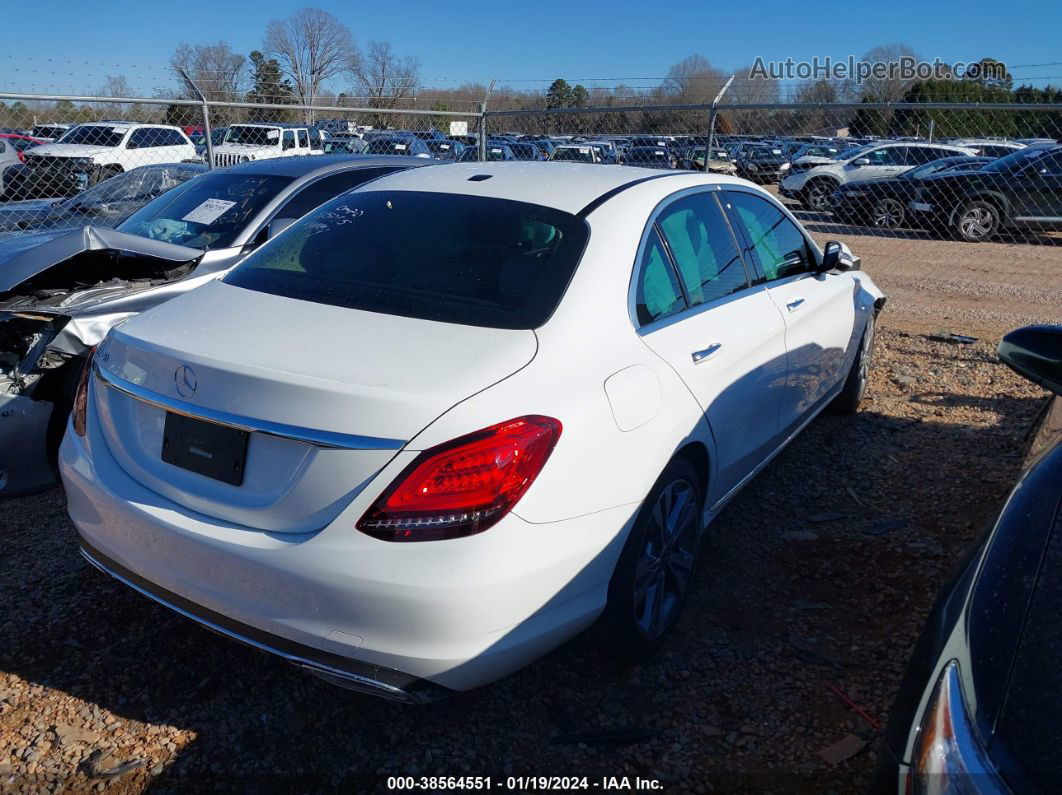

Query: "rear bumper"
<box><xmin>78</xmin><ymin>537</ymin><xmax>453</xmax><ymax>703</ymax></box>
<box><xmin>60</xmin><ymin>409</ymin><xmax>635</xmax><ymax>693</ymax></box>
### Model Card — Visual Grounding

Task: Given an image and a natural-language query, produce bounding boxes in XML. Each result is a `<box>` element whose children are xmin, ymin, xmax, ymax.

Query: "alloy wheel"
<box><xmin>872</xmin><ymin>198</ymin><xmax>905</xmax><ymax>229</ymax></box>
<box><xmin>959</xmin><ymin>206</ymin><xmax>995</xmax><ymax>241</ymax></box>
<box><xmin>632</xmin><ymin>478</ymin><xmax>700</xmax><ymax>641</ymax></box>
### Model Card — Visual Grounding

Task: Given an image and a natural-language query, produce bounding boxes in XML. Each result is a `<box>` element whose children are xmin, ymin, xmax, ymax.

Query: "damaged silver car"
<box><xmin>0</xmin><ymin>155</ymin><xmax>426</xmax><ymax>495</ymax></box>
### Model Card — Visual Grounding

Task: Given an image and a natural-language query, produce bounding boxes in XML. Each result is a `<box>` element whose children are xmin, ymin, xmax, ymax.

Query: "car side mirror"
<box><xmin>998</xmin><ymin>325</ymin><xmax>1062</xmax><ymax>395</ymax></box>
<box><xmin>267</xmin><ymin>217</ymin><xmax>296</xmax><ymax>239</ymax></box>
<box><xmin>819</xmin><ymin>240</ymin><xmax>854</xmax><ymax>273</ymax></box>
<box><xmin>851</xmin><ymin>157</ymin><xmax>870</xmax><ymax>166</ymax></box>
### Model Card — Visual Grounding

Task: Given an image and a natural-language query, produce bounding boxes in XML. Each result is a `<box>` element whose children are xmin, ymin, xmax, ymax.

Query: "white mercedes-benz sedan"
<box><xmin>60</xmin><ymin>162</ymin><xmax>885</xmax><ymax>701</ymax></box>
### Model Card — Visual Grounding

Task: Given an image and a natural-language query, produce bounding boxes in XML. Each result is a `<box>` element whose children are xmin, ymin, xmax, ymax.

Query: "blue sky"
<box><xmin>1</xmin><ymin>0</ymin><xmax>1059</xmax><ymax>96</ymax></box>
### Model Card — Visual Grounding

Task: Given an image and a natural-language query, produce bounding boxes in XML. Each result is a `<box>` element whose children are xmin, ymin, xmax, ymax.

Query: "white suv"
<box><xmin>779</xmin><ymin>142</ymin><xmax>975</xmax><ymax>211</ymax></box>
<box><xmin>22</xmin><ymin>122</ymin><xmax>196</xmax><ymax>194</ymax></box>
<box><xmin>211</xmin><ymin>124</ymin><xmax>324</xmax><ymax>167</ymax></box>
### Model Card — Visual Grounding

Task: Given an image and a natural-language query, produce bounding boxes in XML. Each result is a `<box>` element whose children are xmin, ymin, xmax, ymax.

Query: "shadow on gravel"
<box><xmin>0</xmin><ymin>353</ymin><xmax>1047</xmax><ymax>792</ymax></box>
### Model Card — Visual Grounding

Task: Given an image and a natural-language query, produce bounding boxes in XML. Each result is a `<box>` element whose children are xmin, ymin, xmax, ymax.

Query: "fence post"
<box><xmin>478</xmin><ymin>102</ymin><xmax>487</xmax><ymax>162</ymax></box>
<box><xmin>179</xmin><ymin>68</ymin><xmax>213</xmax><ymax>170</ymax></box>
<box><xmin>706</xmin><ymin>75</ymin><xmax>735</xmax><ymax>171</ymax></box>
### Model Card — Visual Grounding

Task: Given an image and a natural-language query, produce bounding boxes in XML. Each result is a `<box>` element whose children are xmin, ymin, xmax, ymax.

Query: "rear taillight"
<box><xmin>72</xmin><ymin>347</ymin><xmax>97</xmax><ymax>437</ymax></box>
<box><xmin>357</xmin><ymin>415</ymin><xmax>562</xmax><ymax>542</ymax></box>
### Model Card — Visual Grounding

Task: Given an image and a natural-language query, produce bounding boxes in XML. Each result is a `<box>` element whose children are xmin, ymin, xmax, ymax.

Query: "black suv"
<box><xmin>907</xmin><ymin>145</ymin><xmax>1062</xmax><ymax>242</ymax></box>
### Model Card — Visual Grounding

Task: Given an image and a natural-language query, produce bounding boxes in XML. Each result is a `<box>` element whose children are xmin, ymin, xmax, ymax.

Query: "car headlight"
<box><xmin>911</xmin><ymin>661</ymin><xmax>1007</xmax><ymax>794</ymax></box>
<box><xmin>239</xmin><ymin>156</ymin><xmax>250</xmax><ymax>163</ymax></box>
<box><xmin>780</xmin><ymin>162</ymin><xmax>791</xmax><ymax>171</ymax></box>
<box><xmin>747</xmin><ymin>163</ymin><xmax>759</xmax><ymax>171</ymax></box>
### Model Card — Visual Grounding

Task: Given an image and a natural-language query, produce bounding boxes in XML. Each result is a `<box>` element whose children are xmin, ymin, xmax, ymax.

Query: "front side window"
<box><xmin>634</xmin><ymin>227</ymin><xmax>686</xmax><ymax>326</ymax></box>
<box><xmin>861</xmin><ymin>147</ymin><xmax>906</xmax><ymax>166</ymax></box>
<box><xmin>274</xmin><ymin>168</ymin><xmax>398</xmax><ymax>221</ymax></box>
<box><xmin>725</xmin><ymin>192</ymin><xmax>812</xmax><ymax>281</ymax></box>
<box><xmin>297</xmin><ymin>129</ymin><xmax>309</xmax><ymax>149</ymax></box>
<box><xmin>656</xmin><ymin>193</ymin><xmax>749</xmax><ymax>306</ymax></box>
<box><xmin>224</xmin><ymin>191</ymin><xmax>590</xmax><ymax>330</ymax></box>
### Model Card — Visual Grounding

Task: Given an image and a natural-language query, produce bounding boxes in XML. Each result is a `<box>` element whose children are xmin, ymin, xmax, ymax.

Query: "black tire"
<box><xmin>802</xmin><ymin>178</ymin><xmax>838</xmax><ymax>212</ymax></box>
<box><xmin>831</xmin><ymin>314</ymin><xmax>876</xmax><ymax>414</ymax></box>
<box><xmin>870</xmin><ymin>197</ymin><xmax>906</xmax><ymax>229</ymax></box>
<box><xmin>607</xmin><ymin>457</ymin><xmax>704</xmax><ymax>656</ymax></box>
<box><xmin>953</xmin><ymin>199</ymin><xmax>999</xmax><ymax>242</ymax></box>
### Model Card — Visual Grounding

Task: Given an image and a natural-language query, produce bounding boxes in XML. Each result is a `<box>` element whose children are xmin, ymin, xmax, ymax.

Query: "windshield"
<box><xmin>225</xmin><ymin>126</ymin><xmax>281</xmax><ymax>146</ymax></box>
<box><xmin>32</xmin><ymin>126</ymin><xmax>66</xmax><ymax>139</ymax></box>
<box><xmin>118</xmin><ymin>172</ymin><xmax>292</xmax><ymax>249</ymax></box>
<box><xmin>224</xmin><ymin>190</ymin><xmax>590</xmax><ymax>329</ymax></box>
<box><xmin>31</xmin><ymin>165</ymin><xmax>204</xmax><ymax>230</ymax></box>
<box><xmin>982</xmin><ymin>147</ymin><xmax>1055</xmax><ymax>173</ymax></box>
<box><xmin>366</xmin><ymin>138</ymin><xmax>416</xmax><ymax>155</ymax></box>
<box><xmin>552</xmin><ymin>148</ymin><xmax>595</xmax><ymax>163</ymax></box>
<box><xmin>58</xmin><ymin>125</ymin><xmax>126</xmax><ymax>147</ymax></box>
<box><xmin>749</xmin><ymin>148</ymin><xmax>781</xmax><ymax>160</ymax></box>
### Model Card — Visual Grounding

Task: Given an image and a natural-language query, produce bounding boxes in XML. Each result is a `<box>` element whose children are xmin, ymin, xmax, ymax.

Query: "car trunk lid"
<box><xmin>93</xmin><ymin>280</ymin><xmax>537</xmax><ymax>533</ymax></box>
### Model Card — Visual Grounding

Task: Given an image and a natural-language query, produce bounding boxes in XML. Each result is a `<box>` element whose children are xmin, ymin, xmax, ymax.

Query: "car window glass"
<box><xmin>867</xmin><ymin>147</ymin><xmax>906</xmax><ymax>166</ymax></box>
<box><xmin>274</xmin><ymin>168</ymin><xmax>396</xmax><ymax>221</ymax></box>
<box><xmin>283</xmin><ymin>130</ymin><xmax>295</xmax><ymax>150</ymax></box>
<box><xmin>1034</xmin><ymin>152</ymin><xmax>1062</xmax><ymax>177</ymax></box>
<box><xmin>225</xmin><ymin>191</ymin><xmax>590</xmax><ymax>330</ymax></box>
<box><xmin>726</xmin><ymin>192</ymin><xmax>811</xmax><ymax>281</ymax></box>
<box><xmin>657</xmin><ymin>193</ymin><xmax>748</xmax><ymax>305</ymax></box>
<box><xmin>635</xmin><ymin>227</ymin><xmax>686</xmax><ymax>325</ymax></box>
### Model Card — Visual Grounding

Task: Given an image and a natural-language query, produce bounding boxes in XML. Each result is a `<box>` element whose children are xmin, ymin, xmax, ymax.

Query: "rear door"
<box><xmin>1015</xmin><ymin>150</ymin><xmax>1062</xmax><ymax>226</ymax></box>
<box><xmin>633</xmin><ymin>189</ymin><xmax>789</xmax><ymax>500</ymax></box>
<box><xmin>723</xmin><ymin>189</ymin><xmax>857</xmax><ymax>432</ymax></box>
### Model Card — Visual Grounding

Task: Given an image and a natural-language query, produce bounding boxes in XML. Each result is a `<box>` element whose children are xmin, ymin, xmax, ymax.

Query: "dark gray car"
<box><xmin>0</xmin><ymin>155</ymin><xmax>427</xmax><ymax>496</ymax></box>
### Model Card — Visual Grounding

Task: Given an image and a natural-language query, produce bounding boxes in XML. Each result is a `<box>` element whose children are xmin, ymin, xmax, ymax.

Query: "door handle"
<box><xmin>786</xmin><ymin>298</ymin><xmax>805</xmax><ymax>312</ymax></box>
<box><xmin>691</xmin><ymin>342</ymin><xmax>722</xmax><ymax>364</ymax></box>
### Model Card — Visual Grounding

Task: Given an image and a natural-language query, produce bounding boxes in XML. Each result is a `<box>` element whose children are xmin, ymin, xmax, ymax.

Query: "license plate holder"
<box><xmin>162</xmin><ymin>412</ymin><xmax>248</xmax><ymax>486</ymax></box>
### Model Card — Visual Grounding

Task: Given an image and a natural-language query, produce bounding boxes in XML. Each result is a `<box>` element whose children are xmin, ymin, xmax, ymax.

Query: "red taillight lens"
<box><xmin>357</xmin><ymin>415</ymin><xmax>562</xmax><ymax>542</ymax></box>
<box><xmin>72</xmin><ymin>347</ymin><xmax>97</xmax><ymax>438</ymax></box>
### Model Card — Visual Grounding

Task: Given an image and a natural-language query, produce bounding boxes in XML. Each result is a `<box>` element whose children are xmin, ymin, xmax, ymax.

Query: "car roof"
<box><xmin>220</xmin><ymin>154</ymin><xmax>424</xmax><ymax>179</ymax></box>
<box><xmin>352</xmin><ymin>161</ymin><xmax>707</xmax><ymax>213</ymax></box>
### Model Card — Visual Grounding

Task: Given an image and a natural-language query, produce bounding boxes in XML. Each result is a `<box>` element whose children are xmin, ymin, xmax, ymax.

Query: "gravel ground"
<box><xmin>1</xmin><ymin>231</ymin><xmax>1059</xmax><ymax>793</ymax></box>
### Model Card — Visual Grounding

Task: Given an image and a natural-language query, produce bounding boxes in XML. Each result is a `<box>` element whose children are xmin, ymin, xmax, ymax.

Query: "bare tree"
<box><xmin>662</xmin><ymin>54</ymin><xmax>726</xmax><ymax>104</ymax></box>
<box><xmin>725</xmin><ymin>64</ymin><xmax>781</xmax><ymax>133</ymax></box>
<box><xmin>264</xmin><ymin>7</ymin><xmax>355</xmax><ymax>117</ymax></box>
<box><xmin>170</xmin><ymin>41</ymin><xmax>247</xmax><ymax>103</ymax></box>
<box><xmin>99</xmin><ymin>75</ymin><xmax>133</xmax><ymax>119</ymax></box>
<box><xmin>350</xmin><ymin>40</ymin><xmax>421</xmax><ymax>109</ymax></box>
<box><xmin>855</xmin><ymin>43</ymin><xmax>921</xmax><ymax>102</ymax></box>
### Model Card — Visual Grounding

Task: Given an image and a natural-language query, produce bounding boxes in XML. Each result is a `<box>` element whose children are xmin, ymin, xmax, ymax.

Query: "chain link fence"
<box><xmin>0</xmin><ymin>91</ymin><xmax>1059</xmax><ymax>259</ymax></box>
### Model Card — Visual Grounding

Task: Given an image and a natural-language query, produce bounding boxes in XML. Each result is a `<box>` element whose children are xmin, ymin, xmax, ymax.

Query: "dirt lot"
<box><xmin>1</xmin><ymin>229</ymin><xmax>1060</xmax><ymax>793</ymax></box>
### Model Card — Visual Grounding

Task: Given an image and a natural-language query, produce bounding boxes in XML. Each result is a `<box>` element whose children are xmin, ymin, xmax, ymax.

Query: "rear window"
<box><xmin>224</xmin><ymin>191</ymin><xmax>590</xmax><ymax>329</ymax></box>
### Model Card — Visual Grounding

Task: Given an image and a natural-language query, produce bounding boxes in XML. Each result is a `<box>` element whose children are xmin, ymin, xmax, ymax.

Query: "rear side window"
<box><xmin>725</xmin><ymin>192</ymin><xmax>812</xmax><ymax>281</ymax></box>
<box><xmin>634</xmin><ymin>227</ymin><xmax>686</xmax><ymax>325</ymax></box>
<box><xmin>225</xmin><ymin>191</ymin><xmax>590</xmax><ymax>330</ymax></box>
<box><xmin>274</xmin><ymin>168</ymin><xmax>397</xmax><ymax>220</ymax></box>
<box><xmin>656</xmin><ymin>193</ymin><xmax>749</xmax><ymax>306</ymax></box>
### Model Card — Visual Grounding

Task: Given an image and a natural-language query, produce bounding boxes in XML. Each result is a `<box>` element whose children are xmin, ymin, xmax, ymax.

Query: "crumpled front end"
<box><xmin>0</xmin><ymin>312</ymin><xmax>84</xmax><ymax>495</ymax></box>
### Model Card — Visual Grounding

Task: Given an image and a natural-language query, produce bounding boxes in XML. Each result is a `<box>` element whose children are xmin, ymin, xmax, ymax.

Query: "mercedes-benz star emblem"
<box><xmin>174</xmin><ymin>365</ymin><xmax>197</xmax><ymax>398</ymax></box>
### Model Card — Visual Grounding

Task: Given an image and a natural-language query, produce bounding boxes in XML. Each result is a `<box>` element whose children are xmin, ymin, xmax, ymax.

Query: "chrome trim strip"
<box><xmin>94</xmin><ymin>362</ymin><xmax>406</xmax><ymax>451</ymax></box>
<box><xmin>79</xmin><ymin>545</ymin><xmax>418</xmax><ymax>703</ymax></box>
